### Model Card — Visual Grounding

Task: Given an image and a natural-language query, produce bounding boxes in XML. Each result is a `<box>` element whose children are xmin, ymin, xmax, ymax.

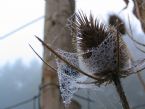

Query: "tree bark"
<box><xmin>135</xmin><ymin>0</ymin><xmax>145</xmax><ymax>32</ymax></box>
<box><xmin>41</xmin><ymin>0</ymin><xmax>80</xmax><ymax>109</ymax></box>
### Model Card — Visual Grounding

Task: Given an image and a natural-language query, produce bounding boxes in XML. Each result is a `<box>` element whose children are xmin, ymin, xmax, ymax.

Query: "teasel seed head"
<box><xmin>74</xmin><ymin>12</ymin><xmax>113</xmax><ymax>59</ymax></box>
<box><xmin>69</xmin><ymin>11</ymin><xmax>131</xmax><ymax>79</ymax></box>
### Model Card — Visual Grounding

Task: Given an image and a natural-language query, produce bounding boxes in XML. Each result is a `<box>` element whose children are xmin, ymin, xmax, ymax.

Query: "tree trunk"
<box><xmin>40</xmin><ymin>0</ymin><xmax>80</xmax><ymax>109</ymax></box>
<box><xmin>135</xmin><ymin>0</ymin><xmax>145</xmax><ymax>32</ymax></box>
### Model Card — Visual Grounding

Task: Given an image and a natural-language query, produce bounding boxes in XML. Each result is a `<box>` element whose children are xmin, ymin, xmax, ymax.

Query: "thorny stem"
<box><xmin>35</xmin><ymin>36</ymin><xmax>102</xmax><ymax>81</ymax></box>
<box><xmin>114</xmin><ymin>32</ymin><xmax>130</xmax><ymax>109</ymax></box>
<box><xmin>112</xmin><ymin>74</ymin><xmax>130</xmax><ymax>109</ymax></box>
<box><xmin>117</xmin><ymin>30</ymin><xmax>120</xmax><ymax>74</ymax></box>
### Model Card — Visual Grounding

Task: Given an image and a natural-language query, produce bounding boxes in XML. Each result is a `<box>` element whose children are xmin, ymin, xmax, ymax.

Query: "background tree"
<box><xmin>40</xmin><ymin>0</ymin><xmax>80</xmax><ymax>109</ymax></box>
<box><xmin>136</xmin><ymin>0</ymin><xmax>145</xmax><ymax>32</ymax></box>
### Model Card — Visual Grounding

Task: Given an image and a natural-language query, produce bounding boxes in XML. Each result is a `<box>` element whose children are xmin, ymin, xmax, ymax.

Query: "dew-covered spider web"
<box><xmin>56</xmin><ymin>49</ymin><xmax>80</xmax><ymax>104</ymax></box>
<box><xmin>56</xmin><ymin>49</ymin><xmax>104</xmax><ymax>105</ymax></box>
<box><xmin>55</xmin><ymin>33</ymin><xmax>145</xmax><ymax>105</ymax></box>
<box><xmin>55</xmin><ymin>22</ymin><xmax>145</xmax><ymax>106</ymax></box>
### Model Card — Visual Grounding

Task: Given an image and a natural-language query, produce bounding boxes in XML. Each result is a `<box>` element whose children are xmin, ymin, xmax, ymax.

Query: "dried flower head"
<box><xmin>75</xmin><ymin>12</ymin><xmax>109</xmax><ymax>59</ymax></box>
<box><xmin>32</xmin><ymin>10</ymin><xmax>145</xmax><ymax>108</ymax></box>
<box><xmin>68</xmin><ymin>12</ymin><xmax>131</xmax><ymax>82</ymax></box>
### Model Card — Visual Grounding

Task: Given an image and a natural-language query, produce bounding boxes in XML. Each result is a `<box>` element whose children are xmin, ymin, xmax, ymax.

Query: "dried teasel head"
<box><xmin>33</xmin><ymin>11</ymin><xmax>145</xmax><ymax>106</ymax></box>
<box><xmin>71</xmin><ymin>12</ymin><xmax>109</xmax><ymax>58</ymax></box>
<box><xmin>69</xmin><ymin>12</ymin><xmax>131</xmax><ymax>82</ymax></box>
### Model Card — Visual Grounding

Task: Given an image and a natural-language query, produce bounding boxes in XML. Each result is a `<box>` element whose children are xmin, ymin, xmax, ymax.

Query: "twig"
<box><xmin>112</xmin><ymin>74</ymin><xmax>130</xmax><ymax>109</ymax></box>
<box><xmin>35</xmin><ymin>36</ymin><xmax>103</xmax><ymax>81</ymax></box>
<box><xmin>127</xmin><ymin>15</ymin><xmax>145</xmax><ymax>47</ymax></box>
<box><xmin>127</xmin><ymin>15</ymin><xmax>145</xmax><ymax>96</ymax></box>
<box><xmin>113</xmin><ymin>32</ymin><xmax>130</xmax><ymax>109</ymax></box>
<box><xmin>29</xmin><ymin>44</ymin><xmax>56</xmax><ymax>72</ymax></box>
<box><xmin>137</xmin><ymin>73</ymin><xmax>145</xmax><ymax>94</ymax></box>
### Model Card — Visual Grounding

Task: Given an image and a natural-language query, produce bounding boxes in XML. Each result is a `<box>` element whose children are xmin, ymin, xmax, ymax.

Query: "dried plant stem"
<box><xmin>35</xmin><ymin>36</ymin><xmax>102</xmax><ymax>81</ymax></box>
<box><xmin>112</xmin><ymin>74</ymin><xmax>130</xmax><ymax>109</ymax></box>
<box><xmin>137</xmin><ymin>73</ymin><xmax>145</xmax><ymax>93</ymax></box>
<box><xmin>127</xmin><ymin>15</ymin><xmax>145</xmax><ymax>99</ymax></box>
<box><xmin>29</xmin><ymin>44</ymin><xmax>56</xmax><ymax>72</ymax></box>
<box><xmin>114</xmin><ymin>33</ymin><xmax>130</xmax><ymax>109</ymax></box>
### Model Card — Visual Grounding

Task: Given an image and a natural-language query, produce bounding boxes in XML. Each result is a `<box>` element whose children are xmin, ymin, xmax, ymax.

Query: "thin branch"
<box><xmin>29</xmin><ymin>43</ymin><xmax>101</xmax><ymax>85</ymax></box>
<box><xmin>127</xmin><ymin>14</ymin><xmax>145</xmax><ymax>100</ymax></box>
<box><xmin>117</xmin><ymin>31</ymin><xmax>120</xmax><ymax>73</ymax></box>
<box><xmin>3</xmin><ymin>95</ymin><xmax>39</xmax><ymax>109</ymax></box>
<box><xmin>137</xmin><ymin>73</ymin><xmax>145</xmax><ymax>93</ymax></box>
<box><xmin>132</xmin><ymin>41</ymin><xmax>145</xmax><ymax>53</ymax></box>
<box><xmin>122</xmin><ymin>58</ymin><xmax>145</xmax><ymax>74</ymax></box>
<box><xmin>0</xmin><ymin>16</ymin><xmax>44</xmax><ymax>40</ymax></box>
<box><xmin>29</xmin><ymin>44</ymin><xmax>56</xmax><ymax>72</ymax></box>
<box><xmin>113</xmin><ymin>31</ymin><xmax>130</xmax><ymax>109</ymax></box>
<box><xmin>112</xmin><ymin>75</ymin><xmax>130</xmax><ymax>109</ymax></box>
<box><xmin>35</xmin><ymin>36</ymin><xmax>102</xmax><ymax>81</ymax></box>
<box><xmin>127</xmin><ymin>15</ymin><xmax>145</xmax><ymax>47</ymax></box>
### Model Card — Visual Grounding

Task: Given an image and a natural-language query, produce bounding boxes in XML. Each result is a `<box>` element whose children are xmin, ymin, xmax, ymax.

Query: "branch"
<box><xmin>29</xmin><ymin>44</ymin><xmax>56</xmax><ymax>72</ymax></box>
<box><xmin>35</xmin><ymin>36</ymin><xmax>102</xmax><ymax>81</ymax></box>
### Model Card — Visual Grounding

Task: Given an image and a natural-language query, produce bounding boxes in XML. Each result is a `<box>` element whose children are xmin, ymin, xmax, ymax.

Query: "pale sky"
<box><xmin>0</xmin><ymin>0</ymin><xmax>144</xmax><ymax>67</ymax></box>
<box><xmin>0</xmin><ymin>0</ymin><xmax>97</xmax><ymax>67</ymax></box>
<box><xmin>0</xmin><ymin>0</ymin><xmax>45</xmax><ymax>66</ymax></box>
<box><xmin>0</xmin><ymin>0</ymin><xmax>145</xmax><ymax>108</ymax></box>
<box><xmin>0</xmin><ymin>1</ymin><xmax>45</xmax><ymax>108</ymax></box>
